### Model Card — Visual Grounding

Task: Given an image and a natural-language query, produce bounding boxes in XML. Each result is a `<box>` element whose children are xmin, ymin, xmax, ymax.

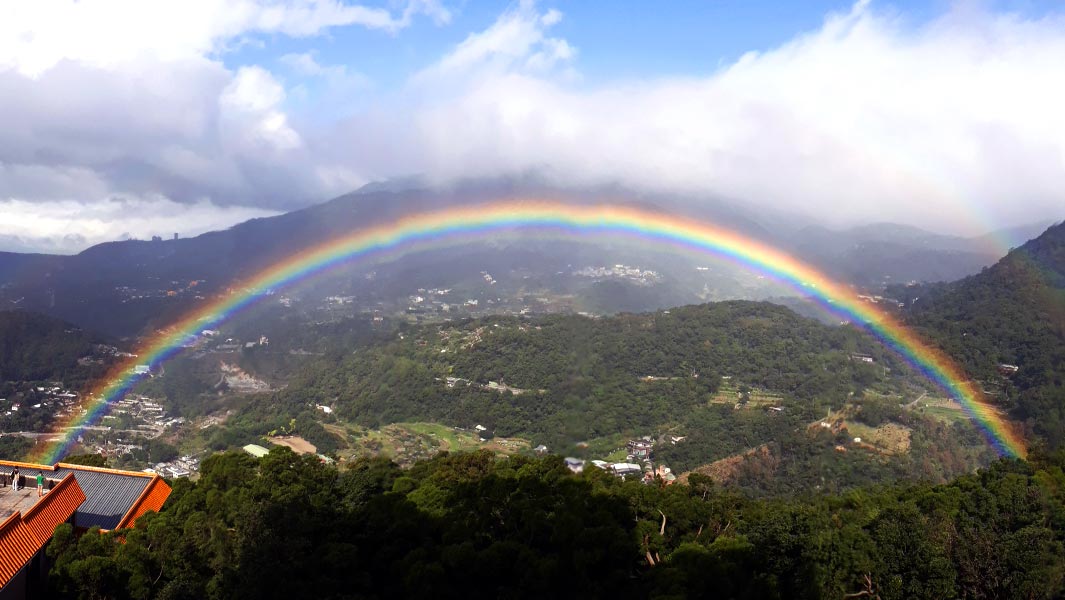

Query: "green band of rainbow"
<box><xmin>31</xmin><ymin>201</ymin><xmax>1025</xmax><ymax>462</ymax></box>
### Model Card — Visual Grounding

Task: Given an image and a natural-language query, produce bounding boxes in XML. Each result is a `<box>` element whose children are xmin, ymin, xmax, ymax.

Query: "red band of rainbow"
<box><xmin>31</xmin><ymin>201</ymin><xmax>1025</xmax><ymax>462</ymax></box>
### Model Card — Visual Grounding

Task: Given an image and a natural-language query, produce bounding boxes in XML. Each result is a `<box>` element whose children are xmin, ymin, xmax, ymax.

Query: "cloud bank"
<box><xmin>359</xmin><ymin>1</ymin><xmax>1065</xmax><ymax>232</ymax></box>
<box><xmin>1</xmin><ymin>0</ymin><xmax>1063</xmax><ymax>252</ymax></box>
<box><xmin>0</xmin><ymin>197</ymin><xmax>279</xmax><ymax>253</ymax></box>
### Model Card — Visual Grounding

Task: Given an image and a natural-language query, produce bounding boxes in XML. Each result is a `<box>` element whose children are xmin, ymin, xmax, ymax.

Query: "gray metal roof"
<box><xmin>0</xmin><ymin>464</ymin><xmax>154</xmax><ymax>530</ymax></box>
<box><xmin>51</xmin><ymin>467</ymin><xmax>151</xmax><ymax>530</ymax></box>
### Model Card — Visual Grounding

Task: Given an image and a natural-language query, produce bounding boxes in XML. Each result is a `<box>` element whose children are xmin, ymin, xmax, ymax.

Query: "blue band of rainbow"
<box><xmin>32</xmin><ymin>201</ymin><xmax>1025</xmax><ymax>462</ymax></box>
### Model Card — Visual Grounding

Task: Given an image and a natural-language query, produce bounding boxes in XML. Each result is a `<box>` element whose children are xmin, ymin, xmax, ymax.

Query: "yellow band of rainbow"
<box><xmin>32</xmin><ymin>201</ymin><xmax>1026</xmax><ymax>462</ymax></box>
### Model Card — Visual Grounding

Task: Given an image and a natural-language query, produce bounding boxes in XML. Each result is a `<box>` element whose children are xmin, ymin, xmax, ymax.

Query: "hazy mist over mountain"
<box><xmin>4</xmin><ymin>4</ymin><xmax>1065</xmax><ymax>597</ymax></box>
<box><xmin>3</xmin><ymin>1</ymin><xmax>1065</xmax><ymax>254</ymax></box>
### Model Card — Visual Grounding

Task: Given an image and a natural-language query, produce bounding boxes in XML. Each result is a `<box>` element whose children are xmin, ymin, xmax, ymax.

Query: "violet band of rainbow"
<box><xmin>32</xmin><ymin>201</ymin><xmax>1026</xmax><ymax>462</ymax></box>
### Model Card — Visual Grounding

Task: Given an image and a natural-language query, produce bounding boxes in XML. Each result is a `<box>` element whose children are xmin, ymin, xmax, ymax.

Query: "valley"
<box><xmin>0</xmin><ymin>203</ymin><xmax>1057</xmax><ymax>600</ymax></box>
<box><xmin>4</xmin><ymin>216</ymin><xmax>1061</xmax><ymax>501</ymax></box>
<box><xmin>5</xmin><ymin>3</ymin><xmax>1064</xmax><ymax>595</ymax></box>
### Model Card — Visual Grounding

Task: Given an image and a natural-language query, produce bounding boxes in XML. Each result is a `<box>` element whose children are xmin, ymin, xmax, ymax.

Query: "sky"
<box><xmin>0</xmin><ymin>0</ymin><xmax>1063</xmax><ymax>253</ymax></box>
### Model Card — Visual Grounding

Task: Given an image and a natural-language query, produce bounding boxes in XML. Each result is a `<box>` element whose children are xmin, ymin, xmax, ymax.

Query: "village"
<box><xmin>551</xmin><ymin>436</ymin><xmax>680</xmax><ymax>485</ymax></box>
<box><xmin>572</xmin><ymin>264</ymin><xmax>662</xmax><ymax>286</ymax></box>
<box><xmin>0</xmin><ymin>260</ymin><xmax>1022</xmax><ymax>492</ymax></box>
<box><xmin>0</xmin><ymin>381</ymin><xmax>203</xmax><ymax>480</ymax></box>
<box><xmin>0</xmin><ymin>383</ymin><xmax>81</xmax><ymax>430</ymax></box>
<box><xmin>280</xmin><ymin>262</ymin><xmax>670</xmax><ymax>327</ymax></box>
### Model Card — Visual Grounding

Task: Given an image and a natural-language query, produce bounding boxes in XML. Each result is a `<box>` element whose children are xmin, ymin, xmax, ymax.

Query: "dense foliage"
<box><xmin>47</xmin><ymin>448</ymin><xmax>1065</xmax><ymax>599</ymax></box>
<box><xmin>895</xmin><ymin>222</ymin><xmax>1065</xmax><ymax>447</ymax></box>
<box><xmin>0</xmin><ymin>311</ymin><xmax>121</xmax><ymax>439</ymax></box>
<box><xmin>0</xmin><ymin>310</ymin><xmax>114</xmax><ymax>384</ymax></box>
<box><xmin>0</xmin><ymin>434</ymin><xmax>31</xmax><ymax>459</ymax></box>
<box><xmin>269</xmin><ymin>302</ymin><xmax>915</xmax><ymax>453</ymax></box>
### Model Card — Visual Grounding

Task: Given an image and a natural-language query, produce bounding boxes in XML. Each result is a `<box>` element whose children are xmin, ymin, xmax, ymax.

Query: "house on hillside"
<box><xmin>627</xmin><ymin>439</ymin><xmax>654</xmax><ymax>460</ymax></box>
<box><xmin>243</xmin><ymin>444</ymin><xmax>270</xmax><ymax>458</ymax></box>
<box><xmin>610</xmin><ymin>463</ymin><xmax>642</xmax><ymax>478</ymax></box>
<box><xmin>563</xmin><ymin>458</ymin><xmax>585</xmax><ymax>474</ymax></box>
<box><xmin>0</xmin><ymin>460</ymin><xmax>171</xmax><ymax>598</ymax></box>
<box><xmin>997</xmin><ymin>363</ymin><xmax>1019</xmax><ymax>376</ymax></box>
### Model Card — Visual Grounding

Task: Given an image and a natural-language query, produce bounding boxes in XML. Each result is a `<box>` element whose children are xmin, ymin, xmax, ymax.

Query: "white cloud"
<box><xmin>3</xmin><ymin>0</ymin><xmax>1065</xmax><ymax>254</ymax></box>
<box><xmin>280</xmin><ymin>51</ymin><xmax>372</xmax><ymax>88</ymax></box>
<box><xmin>0</xmin><ymin>1</ymin><xmax>446</xmax><ymax>253</ymax></box>
<box><xmin>339</xmin><ymin>1</ymin><xmax>1065</xmax><ymax>233</ymax></box>
<box><xmin>0</xmin><ymin>58</ymin><xmax>329</xmax><ymax>208</ymax></box>
<box><xmin>281</xmin><ymin>52</ymin><xmax>329</xmax><ymax>76</ymax></box>
<box><xmin>414</xmin><ymin>0</ymin><xmax>575</xmax><ymax>83</ymax></box>
<box><xmin>541</xmin><ymin>9</ymin><xmax>562</xmax><ymax>27</ymax></box>
<box><xmin>220</xmin><ymin>66</ymin><xmax>302</xmax><ymax>150</ymax></box>
<box><xmin>222</xmin><ymin>65</ymin><xmax>287</xmax><ymax>112</ymax></box>
<box><xmin>0</xmin><ymin>196</ymin><xmax>280</xmax><ymax>254</ymax></box>
<box><xmin>0</xmin><ymin>0</ymin><xmax>452</xmax><ymax>78</ymax></box>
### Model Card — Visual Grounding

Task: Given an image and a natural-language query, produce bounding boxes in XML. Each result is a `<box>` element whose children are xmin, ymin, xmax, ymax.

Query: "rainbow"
<box><xmin>31</xmin><ymin>201</ymin><xmax>1026</xmax><ymax>462</ymax></box>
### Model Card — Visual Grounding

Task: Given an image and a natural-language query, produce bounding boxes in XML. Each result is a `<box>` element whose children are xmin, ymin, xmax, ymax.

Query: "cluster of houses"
<box><xmin>312</xmin><ymin>280</ymin><xmax>582</xmax><ymax>326</ymax></box>
<box><xmin>551</xmin><ymin>436</ymin><xmax>678</xmax><ymax>485</ymax></box>
<box><xmin>113</xmin><ymin>279</ymin><xmax>207</xmax><ymax>303</ymax></box>
<box><xmin>149</xmin><ymin>454</ymin><xmax>200</xmax><ymax>478</ymax></box>
<box><xmin>106</xmin><ymin>395</ymin><xmax>175</xmax><ymax>434</ymax></box>
<box><xmin>856</xmin><ymin>293</ymin><xmax>906</xmax><ymax>309</ymax></box>
<box><xmin>572</xmin><ymin>264</ymin><xmax>661</xmax><ymax>286</ymax></box>
<box><xmin>441</xmin><ymin>376</ymin><xmax>535</xmax><ymax>396</ymax></box>
<box><xmin>194</xmin><ymin>332</ymin><xmax>271</xmax><ymax>356</ymax></box>
<box><xmin>78</xmin><ymin>343</ymin><xmax>136</xmax><ymax>366</ymax></box>
<box><xmin>79</xmin><ymin>396</ymin><xmax>191</xmax><ymax>469</ymax></box>
<box><xmin>1</xmin><ymin>384</ymin><xmax>79</xmax><ymax>419</ymax></box>
<box><xmin>404</xmin><ymin>288</ymin><xmax>488</xmax><ymax>317</ymax></box>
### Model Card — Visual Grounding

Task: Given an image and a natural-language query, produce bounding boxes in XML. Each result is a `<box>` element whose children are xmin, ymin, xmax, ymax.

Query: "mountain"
<box><xmin>973</xmin><ymin>220</ymin><xmax>1061</xmax><ymax>253</ymax></box>
<box><xmin>0</xmin><ymin>311</ymin><xmax>116</xmax><ymax>381</ymax></box>
<box><xmin>194</xmin><ymin>299</ymin><xmax>996</xmax><ymax>495</ymax></box>
<box><xmin>789</xmin><ymin>222</ymin><xmax>1014</xmax><ymax>286</ymax></box>
<box><xmin>0</xmin><ymin>180</ymin><xmax>1030</xmax><ymax>336</ymax></box>
<box><xmin>896</xmin><ymin>221</ymin><xmax>1065</xmax><ymax>446</ymax></box>
<box><xmin>0</xmin><ymin>182</ymin><xmax>776</xmax><ymax>336</ymax></box>
<box><xmin>0</xmin><ymin>251</ymin><xmax>63</xmax><ymax>286</ymax></box>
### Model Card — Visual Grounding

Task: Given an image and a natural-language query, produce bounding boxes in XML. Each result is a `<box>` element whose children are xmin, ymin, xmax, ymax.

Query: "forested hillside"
<box><xmin>0</xmin><ymin>310</ymin><xmax>115</xmax><ymax>385</ymax></box>
<box><xmin>897</xmin><ymin>222</ymin><xmax>1065</xmax><ymax>447</ymax></box>
<box><xmin>189</xmin><ymin>300</ymin><xmax>999</xmax><ymax>494</ymax></box>
<box><xmin>46</xmin><ymin>448</ymin><xmax>1065</xmax><ymax>599</ymax></box>
<box><xmin>259</xmin><ymin>303</ymin><xmax>897</xmax><ymax>446</ymax></box>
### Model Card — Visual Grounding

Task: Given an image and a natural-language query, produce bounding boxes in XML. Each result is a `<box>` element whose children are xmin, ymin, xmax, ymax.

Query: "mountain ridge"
<box><xmin>0</xmin><ymin>182</ymin><xmax>1049</xmax><ymax>336</ymax></box>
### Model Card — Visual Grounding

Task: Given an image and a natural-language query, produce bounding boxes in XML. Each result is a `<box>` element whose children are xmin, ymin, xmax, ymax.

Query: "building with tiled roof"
<box><xmin>0</xmin><ymin>460</ymin><xmax>171</xmax><ymax>598</ymax></box>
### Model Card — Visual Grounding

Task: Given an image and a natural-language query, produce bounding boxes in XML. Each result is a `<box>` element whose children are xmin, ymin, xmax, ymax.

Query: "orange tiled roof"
<box><xmin>22</xmin><ymin>474</ymin><xmax>87</xmax><ymax>546</ymax></box>
<box><xmin>0</xmin><ymin>460</ymin><xmax>172</xmax><ymax>532</ymax></box>
<box><xmin>0</xmin><ymin>473</ymin><xmax>86</xmax><ymax>588</ymax></box>
<box><xmin>116</xmin><ymin>476</ymin><xmax>172</xmax><ymax>530</ymax></box>
<box><xmin>0</xmin><ymin>513</ymin><xmax>37</xmax><ymax>587</ymax></box>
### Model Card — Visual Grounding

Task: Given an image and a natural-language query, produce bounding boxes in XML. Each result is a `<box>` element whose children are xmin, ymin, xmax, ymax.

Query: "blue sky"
<box><xmin>1</xmin><ymin>0</ymin><xmax>1064</xmax><ymax>252</ymax></box>
<box><xmin>225</xmin><ymin>1</ymin><xmax>1054</xmax><ymax>88</ymax></box>
<box><xmin>222</xmin><ymin>1</ymin><xmax>883</xmax><ymax>96</ymax></box>
<box><xmin>228</xmin><ymin>1</ymin><xmax>880</xmax><ymax>85</ymax></box>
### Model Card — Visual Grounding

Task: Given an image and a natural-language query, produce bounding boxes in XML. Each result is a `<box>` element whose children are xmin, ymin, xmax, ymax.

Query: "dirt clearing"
<box><xmin>268</xmin><ymin>435</ymin><xmax>317</xmax><ymax>454</ymax></box>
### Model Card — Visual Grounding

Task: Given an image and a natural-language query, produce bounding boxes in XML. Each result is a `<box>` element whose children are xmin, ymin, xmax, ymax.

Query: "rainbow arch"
<box><xmin>31</xmin><ymin>200</ymin><xmax>1026</xmax><ymax>462</ymax></box>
